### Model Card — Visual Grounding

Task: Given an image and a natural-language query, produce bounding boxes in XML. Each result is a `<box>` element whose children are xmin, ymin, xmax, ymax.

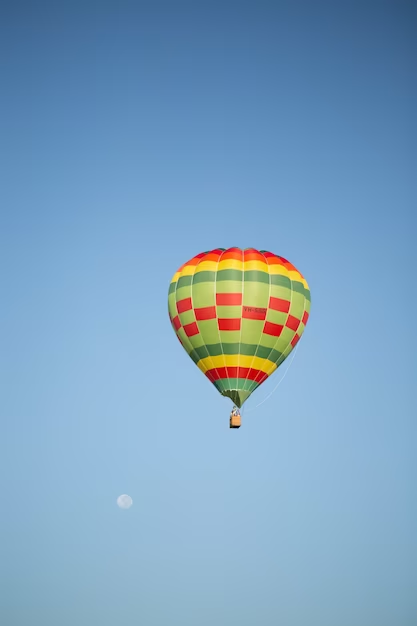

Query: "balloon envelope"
<box><xmin>168</xmin><ymin>248</ymin><xmax>311</xmax><ymax>407</ymax></box>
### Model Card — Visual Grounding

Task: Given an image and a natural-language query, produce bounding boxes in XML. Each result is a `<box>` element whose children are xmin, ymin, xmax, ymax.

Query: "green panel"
<box><xmin>200</xmin><ymin>343</ymin><xmax>224</xmax><ymax>358</ymax></box>
<box><xmin>222</xmin><ymin>342</ymin><xmax>246</xmax><ymax>355</ymax></box>
<box><xmin>176</xmin><ymin>327</ymin><xmax>195</xmax><ymax>356</ymax></box>
<box><xmin>168</xmin><ymin>290</ymin><xmax>176</xmax><ymax>307</ymax></box>
<box><xmin>193</xmin><ymin>271</ymin><xmax>216</xmax><ymax>284</ymax></box>
<box><xmin>219</xmin><ymin>343</ymin><xmax>240</xmax><ymax>356</ymax></box>
<box><xmin>215</xmin><ymin>379</ymin><xmax>258</xmax><ymax>407</ymax></box>
<box><xmin>218</xmin><ymin>330</ymin><xmax>241</xmax><ymax>343</ymax></box>
<box><xmin>168</xmin><ymin>282</ymin><xmax>177</xmax><ymax>294</ymax></box>
<box><xmin>215</xmin><ymin>280</ymin><xmax>243</xmax><ymax>294</ymax></box>
<box><xmin>215</xmin><ymin>376</ymin><xmax>245</xmax><ymax>391</ymax></box>
<box><xmin>178</xmin><ymin>310</ymin><xmax>194</xmax><ymax>327</ymax></box>
<box><xmin>269</xmin><ymin>284</ymin><xmax>291</xmax><ymax>301</ymax></box>
<box><xmin>256</xmin><ymin>345</ymin><xmax>283</xmax><ymax>362</ymax></box>
<box><xmin>189</xmin><ymin>348</ymin><xmax>201</xmax><ymax>363</ymax></box>
<box><xmin>270</xmin><ymin>274</ymin><xmax>291</xmax><ymax>288</ymax></box>
<box><xmin>175</xmin><ymin>285</ymin><xmax>192</xmax><ymax>302</ymax></box>
<box><xmin>240</xmin><ymin>319</ymin><xmax>265</xmax><ymax>345</ymax></box>
<box><xmin>197</xmin><ymin>319</ymin><xmax>220</xmax><ymax>344</ymax></box>
<box><xmin>292</xmin><ymin>280</ymin><xmax>310</xmax><ymax>300</ymax></box>
<box><xmin>244</xmin><ymin>270</ymin><xmax>269</xmax><ymax>284</ymax></box>
<box><xmin>188</xmin><ymin>349</ymin><xmax>202</xmax><ymax>364</ymax></box>
<box><xmin>273</xmin><ymin>327</ymin><xmax>295</xmax><ymax>354</ymax></box>
<box><xmin>282</xmin><ymin>343</ymin><xmax>294</xmax><ymax>358</ymax></box>
<box><xmin>190</xmin><ymin>343</ymin><xmax>246</xmax><ymax>359</ymax></box>
<box><xmin>297</xmin><ymin>321</ymin><xmax>306</xmax><ymax>337</ymax></box>
<box><xmin>177</xmin><ymin>275</ymin><xmax>192</xmax><ymax>289</ymax></box>
<box><xmin>242</xmin><ymin>280</ymin><xmax>269</xmax><ymax>306</ymax></box>
<box><xmin>168</xmin><ymin>293</ymin><xmax>177</xmax><ymax>320</ymax></box>
<box><xmin>258</xmin><ymin>332</ymin><xmax>280</xmax><ymax>349</ymax></box>
<box><xmin>215</xmin><ymin>379</ymin><xmax>231</xmax><ymax>392</ymax></box>
<box><xmin>239</xmin><ymin>343</ymin><xmax>260</xmax><ymax>357</ymax></box>
<box><xmin>273</xmin><ymin>355</ymin><xmax>288</xmax><ymax>372</ymax></box>
<box><xmin>216</xmin><ymin>269</ymin><xmax>243</xmax><ymax>282</ymax></box>
<box><xmin>189</xmin><ymin>347</ymin><xmax>209</xmax><ymax>362</ymax></box>
<box><xmin>241</xmin><ymin>379</ymin><xmax>260</xmax><ymax>392</ymax></box>
<box><xmin>189</xmin><ymin>342</ymin><xmax>284</xmax><ymax>362</ymax></box>
<box><xmin>187</xmin><ymin>331</ymin><xmax>208</xmax><ymax>350</ymax></box>
<box><xmin>265</xmin><ymin>309</ymin><xmax>287</xmax><ymax>325</ymax></box>
<box><xmin>216</xmin><ymin>305</ymin><xmax>241</xmax><ymax>318</ymax></box>
<box><xmin>288</xmin><ymin>291</ymin><xmax>305</xmax><ymax>319</ymax></box>
<box><xmin>191</xmin><ymin>281</ymin><xmax>216</xmax><ymax>308</ymax></box>
<box><xmin>291</xmin><ymin>280</ymin><xmax>305</xmax><ymax>294</ymax></box>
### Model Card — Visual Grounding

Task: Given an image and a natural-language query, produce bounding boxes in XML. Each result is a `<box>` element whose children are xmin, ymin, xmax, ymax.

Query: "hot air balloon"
<box><xmin>168</xmin><ymin>248</ymin><xmax>310</xmax><ymax>428</ymax></box>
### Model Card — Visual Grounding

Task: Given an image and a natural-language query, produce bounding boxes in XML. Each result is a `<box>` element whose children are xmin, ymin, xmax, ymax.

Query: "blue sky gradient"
<box><xmin>1</xmin><ymin>2</ymin><xmax>416</xmax><ymax>625</ymax></box>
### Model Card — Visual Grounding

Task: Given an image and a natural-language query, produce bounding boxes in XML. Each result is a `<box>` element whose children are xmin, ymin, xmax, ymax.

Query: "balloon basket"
<box><xmin>230</xmin><ymin>413</ymin><xmax>241</xmax><ymax>429</ymax></box>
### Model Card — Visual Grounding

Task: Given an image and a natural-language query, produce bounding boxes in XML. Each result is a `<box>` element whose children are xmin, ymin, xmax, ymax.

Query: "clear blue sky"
<box><xmin>1</xmin><ymin>2</ymin><xmax>415</xmax><ymax>625</ymax></box>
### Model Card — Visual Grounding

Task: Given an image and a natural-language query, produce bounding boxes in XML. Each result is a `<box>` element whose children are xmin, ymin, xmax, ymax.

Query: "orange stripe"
<box><xmin>265</xmin><ymin>254</ymin><xmax>286</xmax><ymax>266</ymax></box>
<box><xmin>202</xmin><ymin>251</ymin><xmax>223</xmax><ymax>262</ymax></box>
<box><xmin>179</xmin><ymin>252</ymin><xmax>207</xmax><ymax>270</ymax></box>
<box><xmin>244</xmin><ymin>249</ymin><xmax>265</xmax><ymax>262</ymax></box>
<box><xmin>221</xmin><ymin>248</ymin><xmax>242</xmax><ymax>260</ymax></box>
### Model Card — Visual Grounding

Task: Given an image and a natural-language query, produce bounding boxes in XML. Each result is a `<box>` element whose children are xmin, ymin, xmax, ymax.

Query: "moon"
<box><xmin>117</xmin><ymin>494</ymin><xmax>133</xmax><ymax>509</ymax></box>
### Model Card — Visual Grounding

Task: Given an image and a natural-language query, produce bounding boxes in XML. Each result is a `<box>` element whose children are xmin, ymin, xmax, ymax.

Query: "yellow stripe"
<box><xmin>194</xmin><ymin>260</ymin><xmax>219</xmax><ymax>272</ymax></box>
<box><xmin>288</xmin><ymin>270</ymin><xmax>304</xmax><ymax>281</ymax></box>
<box><xmin>265</xmin><ymin>361</ymin><xmax>279</xmax><ymax>376</ymax></box>
<box><xmin>288</xmin><ymin>274</ymin><xmax>309</xmax><ymax>290</ymax></box>
<box><xmin>243</xmin><ymin>260</ymin><xmax>269</xmax><ymax>271</ymax></box>
<box><xmin>267</xmin><ymin>264</ymin><xmax>289</xmax><ymax>276</ymax></box>
<box><xmin>197</xmin><ymin>354</ymin><xmax>275</xmax><ymax>374</ymax></box>
<box><xmin>218</xmin><ymin>259</ymin><xmax>244</xmax><ymax>271</ymax></box>
<box><xmin>180</xmin><ymin>265</ymin><xmax>197</xmax><ymax>276</ymax></box>
<box><xmin>197</xmin><ymin>361</ymin><xmax>209</xmax><ymax>374</ymax></box>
